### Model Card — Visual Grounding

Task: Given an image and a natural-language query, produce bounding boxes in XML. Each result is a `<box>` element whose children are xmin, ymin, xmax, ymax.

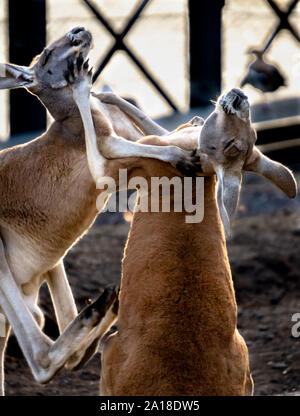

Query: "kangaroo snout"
<box><xmin>67</xmin><ymin>27</ymin><xmax>93</xmax><ymax>47</ymax></box>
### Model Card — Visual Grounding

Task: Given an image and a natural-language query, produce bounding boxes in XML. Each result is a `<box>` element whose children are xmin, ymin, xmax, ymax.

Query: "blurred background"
<box><xmin>1</xmin><ymin>0</ymin><xmax>300</xmax><ymax>396</ymax></box>
<box><xmin>0</xmin><ymin>0</ymin><xmax>299</xmax><ymax>141</ymax></box>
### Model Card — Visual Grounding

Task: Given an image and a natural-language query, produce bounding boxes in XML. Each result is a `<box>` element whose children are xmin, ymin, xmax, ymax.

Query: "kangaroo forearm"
<box><xmin>96</xmin><ymin>92</ymin><xmax>169</xmax><ymax>136</ymax></box>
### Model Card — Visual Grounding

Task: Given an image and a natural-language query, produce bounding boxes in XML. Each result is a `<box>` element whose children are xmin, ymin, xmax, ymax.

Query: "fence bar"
<box><xmin>8</xmin><ymin>0</ymin><xmax>46</xmax><ymax>136</ymax></box>
<box><xmin>188</xmin><ymin>0</ymin><xmax>225</xmax><ymax>107</ymax></box>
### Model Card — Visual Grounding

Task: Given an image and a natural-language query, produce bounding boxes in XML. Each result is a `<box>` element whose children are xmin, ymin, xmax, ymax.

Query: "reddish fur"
<box><xmin>100</xmin><ymin>152</ymin><xmax>253</xmax><ymax>396</ymax></box>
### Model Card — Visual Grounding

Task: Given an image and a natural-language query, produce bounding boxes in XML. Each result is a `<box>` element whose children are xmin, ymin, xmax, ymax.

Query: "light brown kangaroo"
<box><xmin>67</xmin><ymin>64</ymin><xmax>296</xmax><ymax>395</ymax></box>
<box><xmin>0</xmin><ymin>27</ymin><xmax>199</xmax><ymax>395</ymax></box>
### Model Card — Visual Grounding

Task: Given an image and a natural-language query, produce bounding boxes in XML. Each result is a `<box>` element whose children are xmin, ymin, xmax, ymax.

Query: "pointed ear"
<box><xmin>214</xmin><ymin>165</ymin><xmax>242</xmax><ymax>239</ymax></box>
<box><xmin>214</xmin><ymin>165</ymin><xmax>231</xmax><ymax>239</ymax></box>
<box><xmin>189</xmin><ymin>116</ymin><xmax>205</xmax><ymax>126</ymax></box>
<box><xmin>244</xmin><ymin>146</ymin><xmax>297</xmax><ymax>198</ymax></box>
<box><xmin>223</xmin><ymin>171</ymin><xmax>242</xmax><ymax>219</ymax></box>
<box><xmin>0</xmin><ymin>63</ymin><xmax>35</xmax><ymax>90</ymax></box>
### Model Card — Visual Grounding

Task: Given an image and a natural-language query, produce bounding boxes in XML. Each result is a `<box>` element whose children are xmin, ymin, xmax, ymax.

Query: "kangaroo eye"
<box><xmin>48</xmin><ymin>70</ymin><xmax>53</xmax><ymax>75</ymax></box>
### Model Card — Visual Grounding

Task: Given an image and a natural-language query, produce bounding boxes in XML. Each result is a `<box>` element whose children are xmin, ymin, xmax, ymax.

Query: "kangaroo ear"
<box><xmin>189</xmin><ymin>116</ymin><xmax>205</xmax><ymax>126</ymax></box>
<box><xmin>222</xmin><ymin>170</ymin><xmax>242</xmax><ymax>220</ymax></box>
<box><xmin>0</xmin><ymin>63</ymin><xmax>35</xmax><ymax>89</ymax></box>
<box><xmin>244</xmin><ymin>146</ymin><xmax>297</xmax><ymax>198</ymax></box>
<box><xmin>214</xmin><ymin>165</ymin><xmax>242</xmax><ymax>239</ymax></box>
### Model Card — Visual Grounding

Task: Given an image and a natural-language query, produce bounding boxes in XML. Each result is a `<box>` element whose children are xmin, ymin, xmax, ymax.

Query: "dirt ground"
<box><xmin>4</xmin><ymin>173</ymin><xmax>300</xmax><ymax>396</ymax></box>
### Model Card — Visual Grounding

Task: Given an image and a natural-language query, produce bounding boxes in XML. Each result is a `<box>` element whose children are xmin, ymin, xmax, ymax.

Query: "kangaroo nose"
<box><xmin>232</xmin><ymin>88</ymin><xmax>248</xmax><ymax>100</ymax></box>
<box><xmin>72</xmin><ymin>27</ymin><xmax>85</xmax><ymax>34</ymax></box>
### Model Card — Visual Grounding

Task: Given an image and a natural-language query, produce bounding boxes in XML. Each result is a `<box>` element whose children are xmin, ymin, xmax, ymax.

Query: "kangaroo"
<box><xmin>0</xmin><ymin>27</ymin><xmax>199</xmax><ymax>395</ymax></box>
<box><xmin>66</xmin><ymin>62</ymin><xmax>296</xmax><ymax>395</ymax></box>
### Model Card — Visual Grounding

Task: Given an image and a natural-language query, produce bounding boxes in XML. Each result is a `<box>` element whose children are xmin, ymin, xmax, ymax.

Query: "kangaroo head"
<box><xmin>198</xmin><ymin>88</ymin><xmax>297</xmax><ymax>237</ymax></box>
<box><xmin>0</xmin><ymin>27</ymin><xmax>92</xmax><ymax>119</ymax></box>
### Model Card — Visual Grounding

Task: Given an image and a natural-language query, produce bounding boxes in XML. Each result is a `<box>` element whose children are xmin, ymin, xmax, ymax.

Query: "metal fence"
<box><xmin>0</xmin><ymin>0</ymin><xmax>299</xmax><ymax>140</ymax></box>
<box><xmin>47</xmin><ymin>0</ymin><xmax>188</xmax><ymax>118</ymax></box>
<box><xmin>222</xmin><ymin>0</ymin><xmax>300</xmax><ymax>103</ymax></box>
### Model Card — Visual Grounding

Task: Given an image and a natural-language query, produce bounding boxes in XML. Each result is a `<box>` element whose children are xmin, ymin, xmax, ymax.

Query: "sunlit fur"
<box><xmin>100</xmin><ymin>150</ymin><xmax>253</xmax><ymax>396</ymax></box>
